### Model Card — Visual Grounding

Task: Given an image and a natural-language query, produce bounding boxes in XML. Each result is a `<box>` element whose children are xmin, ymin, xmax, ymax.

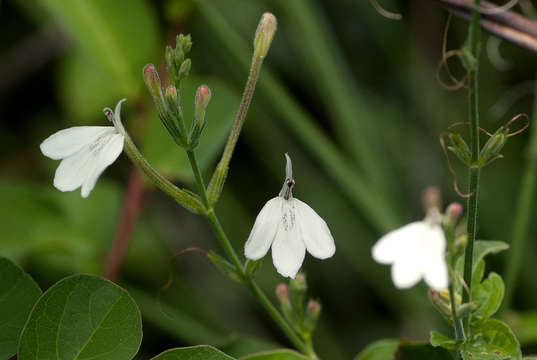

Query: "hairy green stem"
<box><xmin>449</xmin><ymin>283</ymin><xmax>465</xmax><ymax>359</ymax></box>
<box><xmin>187</xmin><ymin>150</ymin><xmax>210</xmax><ymax>207</ymax></box>
<box><xmin>462</xmin><ymin>0</ymin><xmax>482</xmax><ymax>332</ymax></box>
<box><xmin>504</xmin><ymin>77</ymin><xmax>537</xmax><ymax>310</ymax></box>
<box><xmin>121</xmin><ymin>134</ymin><xmax>204</xmax><ymax>213</ymax></box>
<box><xmin>219</xmin><ymin>55</ymin><xmax>263</xmax><ymax>173</ymax></box>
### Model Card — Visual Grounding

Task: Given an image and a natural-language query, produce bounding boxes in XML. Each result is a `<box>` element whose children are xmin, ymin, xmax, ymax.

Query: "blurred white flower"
<box><xmin>371</xmin><ymin>212</ymin><xmax>448</xmax><ymax>290</ymax></box>
<box><xmin>40</xmin><ymin>99</ymin><xmax>126</xmax><ymax>198</ymax></box>
<box><xmin>245</xmin><ymin>154</ymin><xmax>335</xmax><ymax>278</ymax></box>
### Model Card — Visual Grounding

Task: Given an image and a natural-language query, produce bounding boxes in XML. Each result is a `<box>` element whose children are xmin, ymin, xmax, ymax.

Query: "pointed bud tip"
<box><xmin>446</xmin><ymin>202</ymin><xmax>463</xmax><ymax>222</ymax></box>
<box><xmin>196</xmin><ymin>85</ymin><xmax>212</xmax><ymax>107</ymax></box>
<box><xmin>422</xmin><ymin>186</ymin><xmax>441</xmax><ymax>212</ymax></box>
<box><xmin>254</xmin><ymin>12</ymin><xmax>277</xmax><ymax>58</ymax></box>
<box><xmin>143</xmin><ymin>64</ymin><xmax>161</xmax><ymax>95</ymax></box>
<box><xmin>276</xmin><ymin>283</ymin><xmax>289</xmax><ymax>301</ymax></box>
<box><xmin>165</xmin><ymin>85</ymin><xmax>177</xmax><ymax>96</ymax></box>
<box><xmin>307</xmin><ymin>300</ymin><xmax>321</xmax><ymax>315</ymax></box>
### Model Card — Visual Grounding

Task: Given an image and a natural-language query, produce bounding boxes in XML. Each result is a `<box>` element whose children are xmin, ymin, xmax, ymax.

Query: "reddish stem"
<box><xmin>103</xmin><ymin>166</ymin><xmax>144</xmax><ymax>282</ymax></box>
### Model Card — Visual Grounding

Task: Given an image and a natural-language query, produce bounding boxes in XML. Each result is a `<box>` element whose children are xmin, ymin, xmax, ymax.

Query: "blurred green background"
<box><xmin>2</xmin><ymin>0</ymin><xmax>537</xmax><ymax>358</ymax></box>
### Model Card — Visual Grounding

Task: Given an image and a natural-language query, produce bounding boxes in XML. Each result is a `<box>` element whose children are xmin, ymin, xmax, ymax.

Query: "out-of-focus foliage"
<box><xmin>2</xmin><ymin>0</ymin><xmax>537</xmax><ymax>358</ymax></box>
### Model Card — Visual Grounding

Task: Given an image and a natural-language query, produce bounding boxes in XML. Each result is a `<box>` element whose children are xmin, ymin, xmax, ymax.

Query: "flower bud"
<box><xmin>303</xmin><ymin>300</ymin><xmax>321</xmax><ymax>333</ymax></box>
<box><xmin>253</xmin><ymin>12</ymin><xmax>277</xmax><ymax>59</ymax></box>
<box><xmin>164</xmin><ymin>85</ymin><xmax>180</xmax><ymax>117</ymax></box>
<box><xmin>478</xmin><ymin>128</ymin><xmax>508</xmax><ymax>167</ymax></box>
<box><xmin>143</xmin><ymin>64</ymin><xmax>162</xmax><ymax>99</ymax></box>
<box><xmin>448</xmin><ymin>133</ymin><xmax>472</xmax><ymax>166</ymax></box>
<box><xmin>428</xmin><ymin>289</ymin><xmax>452</xmax><ymax>320</ymax></box>
<box><xmin>189</xmin><ymin>85</ymin><xmax>212</xmax><ymax>148</ymax></box>
<box><xmin>178</xmin><ymin>58</ymin><xmax>191</xmax><ymax>80</ymax></box>
<box><xmin>276</xmin><ymin>283</ymin><xmax>289</xmax><ymax>304</ymax></box>
<box><xmin>289</xmin><ymin>273</ymin><xmax>307</xmax><ymax>317</ymax></box>
<box><xmin>422</xmin><ymin>186</ymin><xmax>441</xmax><ymax>212</ymax></box>
<box><xmin>446</xmin><ymin>202</ymin><xmax>463</xmax><ymax>223</ymax></box>
<box><xmin>165</xmin><ymin>45</ymin><xmax>177</xmax><ymax>79</ymax></box>
<box><xmin>196</xmin><ymin>85</ymin><xmax>212</xmax><ymax>108</ymax></box>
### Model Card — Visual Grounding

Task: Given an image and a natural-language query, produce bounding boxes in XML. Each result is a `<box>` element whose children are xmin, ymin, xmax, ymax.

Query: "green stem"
<box><xmin>449</xmin><ymin>283</ymin><xmax>465</xmax><ymax>359</ymax></box>
<box><xmin>219</xmin><ymin>56</ymin><xmax>263</xmax><ymax>172</ymax></box>
<box><xmin>187</xmin><ymin>150</ymin><xmax>210</xmax><ymax>207</ymax></box>
<box><xmin>503</xmin><ymin>76</ymin><xmax>537</xmax><ymax>310</ymax></box>
<box><xmin>462</xmin><ymin>0</ymin><xmax>482</xmax><ymax>331</ymax></box>
<box><xmin>186</xmin><ymin>149</ymin><xmax>314</xmax><ymax>358</ymax></box>
<box><xmin>121</xmin><ymin>134</ymin><xmax>204</xmax><ymax>213</ymax></box>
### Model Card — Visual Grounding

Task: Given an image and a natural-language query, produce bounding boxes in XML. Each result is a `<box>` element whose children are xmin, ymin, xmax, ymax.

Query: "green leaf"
<box><xmin>473</xmin><ymin>241</ymin><xmax>509</xmax><ymax>265</ymax></box>
<box><xmin>472</xmin><ymin>272</ymin><xmax>504</xmax><ymax>324</ymax></box>
<box><xmin>38</xmin><ymin>0</ymin><xmax>159</xmax><ymax>98</ymax></box>
<box><xmin>220</xmin><ymin>336</ymin><xmax>278</xmax><ymax>358</ymax></box>
<box><xmin>141</xmin><ymin>76</ymin><xmax>239</xmax><ymax>182</ymax></box>
<box><xmin>151</xmin><ymin>345</ymin><xmax>236</xmax><ymax>360</ymax></box>
<box><xmin>396</xmin><ymin>342</ymin><xmax>454</xmax><ymax>360</ymax></box>
<box><xmin>463</xmin><ymin>319</ymin><xmax>521</xmax><ymax>360</ymax></box>
<box><xmin>430</xmin><ymin>331</ymin><xmax>462</xmax><ymax>350</ymax></box>
<box><xmin>240</xmin><ymin>349</ymin><xmax>309</xmax><ymax>360</ymax></box>
<box><xmin>18</xmin><ymin>274</ymin><xmax>142</xmax><ymax>360</ymax></box>
<box><xmin>0</xmin><ymin>258</ymin><xmax>42</xmax><ymax>360</ymax></box>
<box><xmin>354</xmin><ymin>339</ymin><xmax>399</xmax><ymax>360</ymax></box>
<box><xmin>456</xmin><ymin>241</ymin><xmax>509</xmax><ymax>275</ymax></box>
<box><xmin>455</xmin><ymin>240</ymin><xmax>508</xmax><ymax>292</ymax></box>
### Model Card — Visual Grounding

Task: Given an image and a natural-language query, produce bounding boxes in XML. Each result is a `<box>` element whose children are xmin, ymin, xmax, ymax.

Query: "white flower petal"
<box><xmin>294</xmin><ymin>198</ymin><xmax>335</xmax><ymax>259</ymax></box>
<box><xmin>245</xmin><ymin>197</ymin><xmax>283</xmax><ymax>260</ymax></box>
<box><xmin>40</xmin><ymin>126</ymin><xmax>115</xmax><ymax>160</ymax></box>
<box><xmin>423</xmin><ymin>254</ymin><xmax>448</xmax><ymax>290</ymax></box>
<box><xmin>391</xmin><ymin>258</ymin><xmax>422</xmax><ymax>289</ymax></box>
<box><xmin>271</xmin><ymin>201</ymin><xmax>305</xmax><ymax>278</ymax></box>
<box><xmin>80</xmin><ymin>133</ymin><xmax>124</xmax><ymax>198</ymax></box>
<box><xmin>53</xmin><ymin>146</ymin><xmax>96</xmax><ymax>192</ymax></box>
<box><xmin>372</xmin><ymin>222</ymin><xmax>423</xmax><ymax>264</ymax></box>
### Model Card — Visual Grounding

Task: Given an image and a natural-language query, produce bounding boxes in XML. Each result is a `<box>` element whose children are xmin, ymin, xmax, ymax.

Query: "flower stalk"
<box><xmin>207</xmin><ymin>13</ymin><xmax>277</xmax><ymax>206</ymax></box>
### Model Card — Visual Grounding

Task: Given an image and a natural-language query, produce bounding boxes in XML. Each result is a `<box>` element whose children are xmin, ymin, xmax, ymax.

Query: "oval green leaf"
<box><xmin>472</xmin><ymin>272</ymin><xmax>504</xmax><ymax>323</ymax></box>
<box><xmin>18</xmin><ymin>274</ymin><xmax>142</xmax><ymax>360</ymax></box>
<box><xmin>354</xmin><ymin>339</ymin><xmax>399</xmax><ymax>360</ymax></box>
<box><xmin>0</xmin><ymin>258</ymin><xmax>42</xmax><ymax>360</ymax></box>
<box><xmin>464</xmin><ymin>319</ymin><xmax>522</xmax><ymax>360</ymax></box>
<box><xmin>240</xmin><ymin>349</ymin><xmax>309</xmax><ymax>360</ymax></box>
<box><xmin>151</xmin><ymin>345</ymin><xmax>235</xmax><ymax>360</ymax></box>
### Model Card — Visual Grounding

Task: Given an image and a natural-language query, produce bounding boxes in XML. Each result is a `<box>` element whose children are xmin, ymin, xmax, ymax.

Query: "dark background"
<box><xmin>2</xmin><ymin>0</ymin><xmax>537</xmax><ymax>358</ymax></box>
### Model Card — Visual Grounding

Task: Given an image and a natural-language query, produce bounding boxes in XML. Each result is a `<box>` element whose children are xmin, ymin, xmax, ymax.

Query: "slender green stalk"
<box><xmin>121</xmin><ymin>134</ymin><xmax>204</xmax><ymax>213</ymax></box>
<box><xmin>185</xmin><ymin>148</ymin><xmax>314</xmax><ymax>358</ymax></box>
<box><xmin>462</xmin><ymin>0</ymin><xmax>482</xmax><ymax>330</ymax></box>
<box><xmin>504</xmin><ymin>77</ymin><xmax>537</xmax><ymax>310</ymax></box>
<box><xmin>187</xmin><ymin>150</ymin><xmax>210</xmax><ymax>207</ymax></box>
<box><xmin>219</xmin><ymin>56</ymin><xmax>263</xmax><ymax>173</ymax></box>
<box><xmin>449</xmin><ymin>283</ymin><xmax>465</xmax><ymax>360</ymax></box>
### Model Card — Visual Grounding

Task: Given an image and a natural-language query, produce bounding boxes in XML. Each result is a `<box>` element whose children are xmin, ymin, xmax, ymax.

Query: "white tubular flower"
<box><xmin>372</xmin><ymin>212</ymin><xmax>448</xmax><ymax>290</ymax></box>
<box><xmin>245</xmin><ymin>154</ymin><xmax>336</xmax><ymax>278</ymax></box>
<box><xmin>40</xmin><ymin>99</ymin><xmax>127</xmax><ymax>198</ymax></box>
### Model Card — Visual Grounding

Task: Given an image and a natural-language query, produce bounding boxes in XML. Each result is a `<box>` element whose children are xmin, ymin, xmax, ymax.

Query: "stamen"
<box><xmin>284</xmin><ymin>178</ymin><xmax>295</xmax><ymax>200</ymax></box>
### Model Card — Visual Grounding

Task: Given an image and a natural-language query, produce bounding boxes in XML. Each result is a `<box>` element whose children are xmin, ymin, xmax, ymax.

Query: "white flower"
<box><xmin>371</xmin><ymin>212</ymin><xmax>448</xmax><ymax>290</ymax></box>
<box><xmin>40</xmin><ymin>99</ymin><xmax>127</xmax><ymax>198</ymax></box>
<box><xmin>244</xmin><ymin>154</ymin><xmax>335</xmax><ymax>278</ymax></box>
